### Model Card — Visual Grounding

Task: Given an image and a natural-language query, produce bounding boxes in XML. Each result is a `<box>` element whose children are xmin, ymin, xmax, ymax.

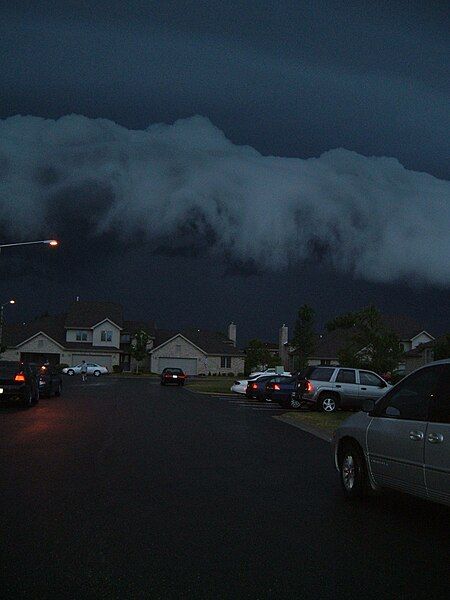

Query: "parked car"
<box><xmin>30</xmin><ymin>364</ymin><xmax>62</xmax><ymax>398</ymax></box>
<box><xmin>333</xmin><ymin>360</ymin><xmax>450</xmax><ymax>506</ymax></box>
<box><xmin>294</xmin><ymin>366</ymin><xmax>391</xmax><ymax>412</ymax></box>
<box><xmin>265</xmin><ymin>376</ymin><xmax>298</xmax><ymax>407</ymax></box>
<box><xmin>62</xmin><ymin>363</ymin><xmax>108</xmax><ymax>376</ymax></box>
<box><xmin>160</xmin><ymin>367</ymin><xmax>186</xmax><ymax>386</ymax></box>
<box><xmin>0</xmin><ymin>360</ymin><xmax>39</xmax><ymax>408</ymax></box>
<box><xmin>245</xmin><ymin>375</ymin><xmax>287</xmax><ymax>401</ymax></box>
<box><xmin>231</xmin><ymin>370</ymin><xmax>291</xmax><ymax>394</ymax></box>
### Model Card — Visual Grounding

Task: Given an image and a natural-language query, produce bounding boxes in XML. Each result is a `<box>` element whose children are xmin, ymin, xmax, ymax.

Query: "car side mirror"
<box><xmin>385</xmin><ymin>406</ymin><xmax>401</xmax><ymax>418</ymax></box>
<box><xmin>362</xmin><ymin>399</ymin><xmax>375</xmax><ymax>413</ymax></box>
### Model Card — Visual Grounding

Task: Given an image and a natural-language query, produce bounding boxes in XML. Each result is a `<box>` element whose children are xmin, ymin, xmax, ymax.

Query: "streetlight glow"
<box><xmin>0</xmin><ymin>239</ymin><xmax>60</xmax><ymax>249</ymax></box>
<box><xmin>9</xmin><ymin>300</ymin><xmax>15</xmax><ymax>304</ymax></box>
<box><xmin>47</xmin><ymin>240</ymin><xmax>59</xmax><ymax>246</ymax></box>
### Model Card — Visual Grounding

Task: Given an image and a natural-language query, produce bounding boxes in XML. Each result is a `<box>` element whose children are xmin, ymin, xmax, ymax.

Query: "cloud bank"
<box><xmin>1</xmin><ymin>114</ymin><xmax>449</xmax><ymax>285</ymax></box>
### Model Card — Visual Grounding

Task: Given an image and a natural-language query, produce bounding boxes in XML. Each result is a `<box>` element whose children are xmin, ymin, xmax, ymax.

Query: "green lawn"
<box><xmin>282</xmin><ymin>410</ymin><xmax>353</xmax><ymax>433</ymax></box>
<box><xmin>186</xmin><ymin>377</ymin><xmax>236</xmax><ymax>394</ymax></box>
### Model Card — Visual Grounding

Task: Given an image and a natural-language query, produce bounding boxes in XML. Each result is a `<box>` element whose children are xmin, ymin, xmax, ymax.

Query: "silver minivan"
<box><xmin>333</xmin><ymin>360</ymin><xmax>450</xmax><ymax>506</ymax></box>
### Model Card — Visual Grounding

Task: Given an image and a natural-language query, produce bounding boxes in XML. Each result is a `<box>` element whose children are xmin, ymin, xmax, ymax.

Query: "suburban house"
<box><xmin>148</xmin><ymin>323</ymin><xmax>244</xmax><ymax>375</ymax></box>
<box><xmin>1</xmin><ymin>301</ymin><xmax>244</xmax><ymax>375</ymax></box>
<box><xmin>279</xmin><ymin>314</ymin><xmax>436</xmax><ymax>373</ymax></box>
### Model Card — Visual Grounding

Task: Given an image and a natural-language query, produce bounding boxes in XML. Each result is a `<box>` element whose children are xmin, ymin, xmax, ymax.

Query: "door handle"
<box><xmin>427</xmin><ymin>432</ymin><xmax>444</xmax><ymax>444</ymax></box>
<box><xmin>409</xmin><ymin>431</ymin><xmax>424</xmax><ymax>441</ymax></box>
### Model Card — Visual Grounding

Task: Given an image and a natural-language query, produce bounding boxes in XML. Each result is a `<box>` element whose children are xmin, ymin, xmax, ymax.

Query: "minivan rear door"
<box><xmin>424</xmin><ymin>366</ymin><xmax>450</xmax><ymax>505</ymax></box>
<box><xmin>367</xmin><ymin>365</ymin><xmax>443</xmax><ymax>498</ymax></box>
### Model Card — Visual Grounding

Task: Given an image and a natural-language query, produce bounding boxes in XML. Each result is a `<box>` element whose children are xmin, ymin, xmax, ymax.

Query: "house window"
<box><xmin>221</xmin><ymin>356</ymin><xmax>231</xmax><ymax>368</ymax></box>
<box><xmin>76</xmin><ymin>331</ymin><xmax>88</xmax><ymax>341</ymax></box>
<box><xmin>320</xmin><ymin>359</ymin><xmax>331</xmax><ymax>365</ymax></box>
<box><xmin>101</xmin><ymin>330</ymin><xmax>113</xmax><ymax>342</ymax></box>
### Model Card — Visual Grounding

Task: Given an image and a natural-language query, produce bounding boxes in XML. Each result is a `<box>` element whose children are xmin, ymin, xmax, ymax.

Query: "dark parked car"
<box><xmin>30</xmin><ymin>364</ymin><xmax>63</xmax><ymax>398</ymax></box>
<box><xmin>160</xmin><ymin>368</ymin><xmax>186</xmax><ymax>386</ymax></box>
<box><xmin>265</xmin><ymin>376</ymin><xmax>298</xmax><ymax>407</ymax></box>
<box><xmin>246</xmin><ymin>375</ymin><xmax>283</xmax><ymax>401</ymax></box>
<box><xmin>0</xmin><ymin>361</ymin><xmax>39</xmax><ymax>408</ymax></box>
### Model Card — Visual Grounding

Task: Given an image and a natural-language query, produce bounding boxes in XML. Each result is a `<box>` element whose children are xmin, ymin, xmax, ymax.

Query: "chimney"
<box><xmin>279</xmin><ymin>324</ymin><xmax>289</xmax><ymax>368</ymax></box>
<box><xmin>228</xmin><ymin>322</ymin><xmax>237</xmax><ymax>347</ymax></box>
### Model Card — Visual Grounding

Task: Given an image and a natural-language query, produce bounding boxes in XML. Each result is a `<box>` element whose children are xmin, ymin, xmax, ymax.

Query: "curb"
<box><xmin>274</xmin><ymin>414</ymin><xmax>333</xmax><ymax>443</ymax></box>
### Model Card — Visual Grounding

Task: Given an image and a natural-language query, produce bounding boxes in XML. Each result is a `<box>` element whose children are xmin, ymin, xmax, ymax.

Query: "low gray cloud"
<box><xmin>1</xmin><ymin>114</ymin><xmax>449</xmax><ymax>285</ymax></box>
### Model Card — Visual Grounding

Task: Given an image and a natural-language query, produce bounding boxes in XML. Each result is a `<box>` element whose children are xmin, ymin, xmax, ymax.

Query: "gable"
<box><xmin>16</xmin><ymin>332</ymin><xmax>65</xmax><ymax>352</ymax></box>
<box><xmin>151</xmin><ymin>334</ymin><xmax>207</xmax><ymax>356</ymax></box>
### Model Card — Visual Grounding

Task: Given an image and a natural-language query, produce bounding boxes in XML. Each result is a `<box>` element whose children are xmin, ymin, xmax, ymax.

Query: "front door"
<box><xmin>367</xmin><ymin>365</ymin><xmax>444</xmax><ymax>498</ymax></box>
<box><xmin>424</xmin><ymin>366</ymin><xmax>450</xmax><ymax>505</ymax></box>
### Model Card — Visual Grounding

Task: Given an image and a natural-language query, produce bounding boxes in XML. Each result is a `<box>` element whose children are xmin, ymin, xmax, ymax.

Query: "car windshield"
<box><xmin>164</xmin><ymin>368</ymin><xmax>183</xmax><ymax>374</ymax></box>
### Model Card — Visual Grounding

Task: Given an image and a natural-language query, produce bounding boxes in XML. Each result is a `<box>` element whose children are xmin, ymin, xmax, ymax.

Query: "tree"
<box><xmin>291</xmin><ymin>304</ymin><xmax>315</xmax><ymax>370</ymax></box>
<box><xmin>434</xmin><ymin>333</ymin><xmax>450</xmax><ymax>360</ymax></box>
<box><xmin>244</xmin><ymin>339</ymin><xmax>278</xmax><ymax>374</ymax></box>
<box><xmin>326</xmin><ymin>306</ymin><xmax>403</xmax><ymax>375</ymax></box>
<box><xmin>130</xmin><ymin>329</ymin><xmax>150</xmax><ymax>373</ymax></box>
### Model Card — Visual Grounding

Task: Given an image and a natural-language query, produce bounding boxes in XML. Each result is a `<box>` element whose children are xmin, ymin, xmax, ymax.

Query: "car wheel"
<box><xmin>339</xmin><ymin>442</ymin><xmax>370</xmax><ymax>500</ymax></box>
<box><xmin>23</xmin><ymin>388</ymin><xmax>33</xmax><ymax>408</ymax></box>
<box><xmin>67</xmin><ymin>369</ymin><xmax>75</xmax><ymax>376</ymax></box>
<box><xmin>319</xmin><ymin>393</ymin><xmax>339</xmax><ymax>413</ymax></box>
<box><xmin>55</xmin><ymin>382</ymin><xmax>62</xmax><ymax>397</ymax></box>
<box><xmin>93</xmin><ymin>370</ymin><xmax>101</xmax><ymax>377</ymax></box>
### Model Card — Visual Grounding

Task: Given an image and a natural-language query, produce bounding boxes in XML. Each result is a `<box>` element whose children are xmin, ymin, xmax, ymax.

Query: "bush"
<box><xmin>112</xmin><ymin>364</ymin><xmax>123</xmax><ymax>373</ymax></box>
<box><xmin>56</xmin><ymin>363</ymin><xmax>69</xmax><ymax>373</ymax></box>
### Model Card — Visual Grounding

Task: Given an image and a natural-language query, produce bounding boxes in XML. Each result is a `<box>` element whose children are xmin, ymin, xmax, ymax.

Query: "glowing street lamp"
<box><xmin>0</xmin><ymin>239</ymin><xmax>59</xmax><ymax>251</ymax></box>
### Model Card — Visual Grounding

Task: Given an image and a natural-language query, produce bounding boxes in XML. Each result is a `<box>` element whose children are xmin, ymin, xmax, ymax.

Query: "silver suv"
<box><xmin>333</xmin><ymin>360</ymin><xmax>450</xmax><ymax>506</ymax></box>
<box><xmin>295</xmin><ymin>366</ymin><xmax>391</xmax><ymax>412</ymax></box>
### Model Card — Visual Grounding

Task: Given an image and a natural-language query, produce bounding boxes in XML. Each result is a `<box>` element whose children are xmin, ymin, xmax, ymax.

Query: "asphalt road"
<box><xmin>1</xmin><ymin>377</ymin><xmax>449</xmax><ymax>599</ymax></box>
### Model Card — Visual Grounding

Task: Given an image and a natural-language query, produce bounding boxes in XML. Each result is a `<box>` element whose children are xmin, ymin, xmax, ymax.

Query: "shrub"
<box><xmin>112</xmin><ymin>364</ymin><xmax>123</xmax><ymax>373</ymax></box>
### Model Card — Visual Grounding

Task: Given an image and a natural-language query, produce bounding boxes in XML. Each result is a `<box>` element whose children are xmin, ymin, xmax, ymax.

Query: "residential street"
<box><xmin>1</xmin><ymin>377</ymin><xmax>448</xmax><ymax>599</ymax></box>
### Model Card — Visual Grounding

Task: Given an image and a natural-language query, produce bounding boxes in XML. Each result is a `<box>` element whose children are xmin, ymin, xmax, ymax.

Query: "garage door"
<box><xmin>72</xmin><ymin>355</ymin><xmax>113</xmax><ymax>371</ymax></box>
<box><xmin>158</xmin><ymin>357</ymin><xmax>198</xmax><ymax>375</ymax></box>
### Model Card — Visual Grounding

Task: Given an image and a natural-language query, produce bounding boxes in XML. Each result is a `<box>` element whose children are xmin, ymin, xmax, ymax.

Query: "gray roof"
<box><xmin>122</xmin><ymin>320</ymin><xmax>156</xmax><ymax>337</ymax></box>
<box><xmin>3</xmin><ymin>315</ymin><xmax>67</xmax><ymax>347</ymax></box>
<box><xmin>65</xmin><ymin>301</ymin><xmax>123</xmax><ymax>328</ymax></box>
<box><xmin>153</xmin><ymin>328</ymin><xmax>244</xmax><ymax>356</ymax></box>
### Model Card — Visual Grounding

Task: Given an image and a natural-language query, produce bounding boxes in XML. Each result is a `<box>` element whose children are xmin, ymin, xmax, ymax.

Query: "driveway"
<box><xmin>0</xmin><ymin>377</ymin><xmax>448</xmax><ymax>598</ymax></box>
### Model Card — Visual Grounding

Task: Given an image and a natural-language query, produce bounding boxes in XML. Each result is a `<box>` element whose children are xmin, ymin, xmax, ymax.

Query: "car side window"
<box><xmin>336</xmin><ymin>369</ymin><xmax>356</xmax><ymax>384</ymax></box>
<box><xmin>428</xmin><ymin>367</ymin><xmax>450</xmax><ymax>424</ymax></box>
<box><xmin>359</xmin><ymin>371</ymin><xmax>384</xmax><ymax>386</ymax></box>
<box><xmin>309</xmin><ymin>367</ymin><xmax>335</xmax><ymax>381</ymax></box>
<box><xmin>374</xmin><ymin>366</ymin><xmax>444</xmax><ymax>421</ymax></box>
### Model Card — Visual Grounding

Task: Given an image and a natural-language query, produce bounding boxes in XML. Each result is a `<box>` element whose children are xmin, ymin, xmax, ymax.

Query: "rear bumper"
<box><xmin>0</xmin><ymin>384</ymin><xmax>29</xmax><ymax>402</ymax></box>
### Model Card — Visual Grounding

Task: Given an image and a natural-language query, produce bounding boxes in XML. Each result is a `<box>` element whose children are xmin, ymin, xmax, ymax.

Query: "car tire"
<box><xmin>55</xmin><ymin>383</ymin><xmax>62</xmax><ymax>397</ymax></box>
<box><xmin>318</xmin><ymin>393</ymin><xmax>339</xmax><ymax>413</ymax></box>
<box><xmin>339</xmin><ymin>442</ymin><xmax>370</xmax><ymax>500</ymax></box>
<box><xmin>93</xmin><ymin>370</ymin><xmax>101</xmax><ymax>377</ymax></box>
<box><xmin>23</xmin><ymin>388</ymin><xmax>34</xmax><ymax>408</ymax></box>
<box><xmin>67</xmin><ymin>369</ymin><xmax>75</xmax><ymax>376</ymax></box>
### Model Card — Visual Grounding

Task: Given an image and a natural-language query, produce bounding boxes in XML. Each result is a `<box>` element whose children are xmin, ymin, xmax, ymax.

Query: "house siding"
<box><xmin>66</xmin><ymin>329</ymin><xmax>93</xmax><ymax>343</ymax></box>
<box><xmin>151</xmin><ymin>336</ymin><xmax>206</xmax><ymax>374</ymax></box>
<box><xmin>92</xmin><ymin>323</ymin><xmax>121</xmax><ymax>348</ymax></box>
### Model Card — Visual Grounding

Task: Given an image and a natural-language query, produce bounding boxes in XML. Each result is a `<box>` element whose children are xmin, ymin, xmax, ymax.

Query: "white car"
<box><xmin>231</xmin><ymin>370</ymin><xmax>291</xmax><ymax>394</ymax></box>
<box><xmin>62</xmin><ymin>363</ymin><xmax>109</xmax><ymax>377</ymax></box>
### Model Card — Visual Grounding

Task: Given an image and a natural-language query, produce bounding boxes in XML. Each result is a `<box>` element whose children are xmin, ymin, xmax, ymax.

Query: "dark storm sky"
<box><xmin>0</xmin><ymin>0</ymin><xmax>449</xmax><ymax>343</ymax></box>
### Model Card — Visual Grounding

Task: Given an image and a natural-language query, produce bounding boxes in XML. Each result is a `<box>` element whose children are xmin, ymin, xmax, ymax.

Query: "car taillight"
<box><xmin>305</xmin><ymin>380</ymin><xmax>314</xmax><ymax>393</ymax></box>
<box><xmin>14</xmin><ymin>373</ymin><xmax>26</xmax><ymax>382</ymax></box>
<box><xmin>273</xmin><ymin>384</ymin><xmax>281</xmax><ymax>391</ymax></box>
<box><xmin>251</xmin><ymin>383</ymin><xmax>258</xmax><ymax>389</ymax></box>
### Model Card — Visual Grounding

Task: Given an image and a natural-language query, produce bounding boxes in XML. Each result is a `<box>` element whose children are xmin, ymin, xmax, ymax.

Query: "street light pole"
<box><xmin>0</xmin><ymin>239</ymin><xmax>58</xmax><ymax>253</ymax></box>
<box><xmin>0</xmin><ymin>299</ymin><xmax>15</xmax><ymax>355</ymax></box>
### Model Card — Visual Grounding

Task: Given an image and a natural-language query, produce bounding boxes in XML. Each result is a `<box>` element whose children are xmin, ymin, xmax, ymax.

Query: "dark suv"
<box><xmin>0</xmin><ymin>361</ymin><xmax>40</xmax><ymax>408</ymax></box>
